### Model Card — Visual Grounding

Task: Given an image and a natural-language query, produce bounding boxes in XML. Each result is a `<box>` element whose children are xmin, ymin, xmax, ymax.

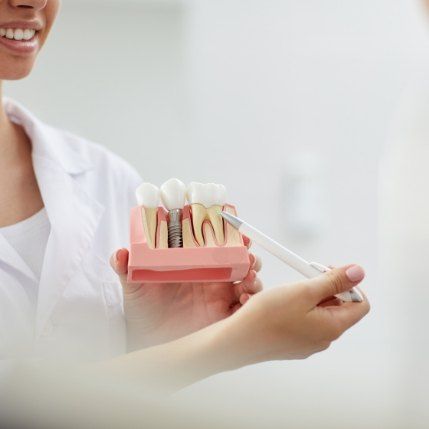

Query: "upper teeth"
<box><xmin>187</xmin><ymin>182</ymin><xmax>227</xmax><ymax>208</ymax></box>
<box><xmin>160</xmin><ymin>178</ymin><xmax>187</xmax><ymax>211</ymax></box>
<box><xmin>135</xmin><ymin>179</ymin><xmax>229</xmax><ymax>248</ymax></box>
<box><xmin>136</xmin><ymin>182</ymin><xmax>160</xmax><ymax>208</ymax></box>
<box><xmin>0</xmin><ymin>28</ymin><xmax>36</xmax><ymax>41</ymax></box>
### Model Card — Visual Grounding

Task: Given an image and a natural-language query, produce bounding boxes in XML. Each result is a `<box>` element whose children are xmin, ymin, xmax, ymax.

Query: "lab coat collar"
<box><xmin>0</xmin><ymin>234</ymin><xmax>37</xmax><ymax>283</ymax></box>
<box><xmin>2</xmin><ymin>98</ymin><xmax>105</xmax><ymax>336</ymax></box>
<box><xmin>4</xmin><ymin>97</ymin><xmax>93</xmax><ymax>175</ymax></box>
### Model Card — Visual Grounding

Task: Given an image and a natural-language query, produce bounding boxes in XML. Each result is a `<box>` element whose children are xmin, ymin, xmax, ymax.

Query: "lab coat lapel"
<box><xmin>0</xmin><ymin>234</ymin><xmax>37</xmax><ymax>282</ymax></box>
<box><xmin>33</xmin><ymin>154</ymin><xmax>104</xmax><ymax>336</ymax></box>
<box><xmin>3</xmin><ymin>98</ymin><xmax>105</xmax><ymax>336</ymax></box>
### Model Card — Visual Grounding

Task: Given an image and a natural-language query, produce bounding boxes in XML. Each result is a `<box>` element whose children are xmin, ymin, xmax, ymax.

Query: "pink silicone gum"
<box><xmin>127</xmin><ymin>204</ymin><xmax>251</xmax><ymax>283</ymax></box>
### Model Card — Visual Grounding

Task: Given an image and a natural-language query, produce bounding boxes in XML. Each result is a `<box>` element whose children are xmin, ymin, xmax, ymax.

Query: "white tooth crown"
<box><xmin>187</xmin><ymin>182</ymin><xmax>227</xmax><ymax>208</ymax></box>
<box><xmin>160</xmin><ymin>178</ymin><xmax>187</xmax><ymax>210</ymax></box>
<box><xmin>187</xmin><ymin>182</ymin><xmax>211</xmax><ymax>207</ymax></box>
<box><xmin>212</xmin><ymin>183</ymin><xmax>227</xmax><ymax>206</ymax></box>
<box><xmin>0</xmin><ymin>28</ymin><xmax>36</xmax><ymax>41</ymax></box>
<box><xmin>136</xmin><ymin>183</ymin><xmax>160</xmax><ymax>208</ymax></box>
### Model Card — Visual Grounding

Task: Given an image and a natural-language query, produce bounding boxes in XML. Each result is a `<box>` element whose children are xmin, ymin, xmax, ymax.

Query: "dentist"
<box><xmin>0</xmin><ymin>0</ymin><xmax>369</xmax><ymax>389</ymax></box>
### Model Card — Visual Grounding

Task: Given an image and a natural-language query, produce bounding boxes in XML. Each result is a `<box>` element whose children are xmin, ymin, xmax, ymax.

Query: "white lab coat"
<box><xmin>0</xmin><ymin>98</ymin><xmax>141</xmax><ymax>361</ymax></box>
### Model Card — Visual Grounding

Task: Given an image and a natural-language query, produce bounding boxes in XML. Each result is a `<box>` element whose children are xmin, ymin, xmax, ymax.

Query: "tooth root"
<box><xmin>191</xmin><ymin>204</ymin><xmax>207</xmax><ymax>247</ymax></box>
<box><xmin>155</xmin><ymin>208</ymin><xmax>169</xmax><ymax>249</ymax></box>
<box><xmin>182</xmin><ymin>217</ymin><xmax>198</xmax><ymax>248</ymax></box>
<box><xmin>207</xmin><ymin>205</ymin><xmax>225</xmax><ymax>245</ymax></box>
<box><xmin>141</xmin><ymin>207</ymin><xmax>154</xmax><ymax>249</ymax></box>
<box><xmin>157</xmin><ymin>220</ymin><xmax>169</xmax><ymax>249</ymax></box>
<box><xmin>224</xmin><ymin>205</ymin><xmax>243</xmax><ymax>246</ymax></box>
<box><xmin>203</xmin><ymin>222</ymin><xmax>217</xmax><ymax>247</ymax></box>
<box><xmin>143</xmin><ymin>207</ymin><xmax>158</xmax><ymax>249</ymax></box>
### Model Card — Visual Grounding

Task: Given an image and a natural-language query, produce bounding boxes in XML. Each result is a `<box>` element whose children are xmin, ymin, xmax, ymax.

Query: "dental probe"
<box><xmin>220</xmin><ymin>212</ymin><xmax>363</xmax><ymax>303</ymax></box>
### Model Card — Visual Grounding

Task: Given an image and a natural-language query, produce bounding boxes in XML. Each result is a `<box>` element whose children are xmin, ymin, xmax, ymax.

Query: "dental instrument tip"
<box><xmin>349</xmin><ymin>289</ymin><xmax>364</xmax><ymax>303</ymax></box>
<box><xmin>220</xmin><ymin>212</ymin><xmax>243</xmax><ymax>230</ymax></box>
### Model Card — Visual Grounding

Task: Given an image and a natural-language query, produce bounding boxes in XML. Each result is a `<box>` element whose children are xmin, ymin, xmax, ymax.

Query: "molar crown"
<box><xmin>187</xmin><ymin>182</ymin><xmax>227</xmax><ymax>246</ymax></box>
<box><xmin>187</xmin><ymin>182</ymin><xmax>226</xmax><ymax>208</ymax></box>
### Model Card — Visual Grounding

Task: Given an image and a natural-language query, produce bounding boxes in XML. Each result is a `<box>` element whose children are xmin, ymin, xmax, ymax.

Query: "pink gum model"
<box><xmin>127</xmin><ymin>204</ymin><xmax>251</xmax><ymax>283</ymax></box>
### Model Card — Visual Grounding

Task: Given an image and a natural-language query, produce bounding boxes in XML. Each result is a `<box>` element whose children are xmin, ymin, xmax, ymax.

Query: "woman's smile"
<box><xmin>0</xmin><ymin>21</ymin><xmax>42</xmax><ymax>55</ymax></box>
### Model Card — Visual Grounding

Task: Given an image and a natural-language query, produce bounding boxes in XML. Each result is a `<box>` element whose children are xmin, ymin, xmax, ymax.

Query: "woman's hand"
<box><xmin>218</xmin><ymin>265</ymin><xmax>370</xmax><ymax>367</ymax></box>
<box><xmin>102</xmin><ymin>265</ymin><xmax>369</xmax><ymax>392</ymax></box>
<box><xmin>110</xmin><ymin>241</ymin><xmax>263</xmax><ymax>350</ymax></box>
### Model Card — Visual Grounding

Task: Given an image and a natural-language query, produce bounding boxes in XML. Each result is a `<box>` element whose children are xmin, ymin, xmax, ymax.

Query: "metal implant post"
<box><xmin>160</xmin><ymin>178</ymin><xmax>187</xmax><ymax>249</ymax></box>
<box><xmin>168</xmin><ymin>208</ymin><xmax>183</xmax><ymax>248</ymax></box>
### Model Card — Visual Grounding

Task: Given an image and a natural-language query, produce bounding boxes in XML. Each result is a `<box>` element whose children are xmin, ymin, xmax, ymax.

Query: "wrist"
<box><xmin>156</xmin><ymin>316</ymin><xmax>254</xmax><ymax>385</ymax></box>
<box><xmin>203</xmin><ymin>312</ymin><xmax>263</xmax><ymax>372</ymax></box>
<box><xmin>99</xmin><ymin>311</ymin><xmax>263</xmax><ymax>391</ymax></box>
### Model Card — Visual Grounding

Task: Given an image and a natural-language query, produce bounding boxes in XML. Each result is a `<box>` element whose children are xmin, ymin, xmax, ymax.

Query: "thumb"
<box><xmin>110</xmin><ymin>248</ymin><xmax>129</xmax><ymax>282</ymax></box>
<box><xmin>305</xmin><ymin>265</ymin><xmax>365</xmax><ymax>305</ymax></box>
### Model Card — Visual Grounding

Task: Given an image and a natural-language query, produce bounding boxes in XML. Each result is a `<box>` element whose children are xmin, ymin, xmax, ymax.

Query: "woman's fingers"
<box><xmin>252</xmin><ymin>255</ymin><xmax>262</xmax><ymax>272</ymax></box>
<box><xmin>248</xmin><ymin>253</ymin><xmax>262</xmax><ymax>274</ymax></box>
<box><xmin>240</xmin><ymin>293</ymin><xmax>251</xmax><ymax>305</ymax></box>
<box><xmin>318</xmin><ymin>297</ymin><xmax>343</xmax><ymax>307</ymax></box>
<box><xmin>303</xmin><ymin>265</ymin><xmax>366</xmax><ymax>308</ymax></box>
<box><xmin>245</xmin><ymin>276</ymin><xmax>263</xmax><ymax>294</ymax></box>
<box><xmin>233</xmin><ymin>271</ymin><xmax>263</xmax><ymax>300</ymax></box>
<box><xmin>231</xmin><ymin>303</ymin><xmax>242</xmax><ymax>314</ymax></box>
<box><xmin>307</xmin><ymin>267</ymin><xmax>369</xmax><ymax>338</ymax></box>
<box><xmin>234</xmin><ymin>271</ymin><xmax>255</xmax><ymax>296</ymax></box>
<box><xmin>324</xmin><ymin>298</ymin><xmax>370</xmax><ymax>333</ymax></box>
<box><xmin>110</xmin><ymin>249</ymin><xmax>143</xmax><ymax>294</ymax></box>
<box><xmin>110</xmin><ymin>248</ymin><xmax>129</xmax><ymax>282</ymax></box>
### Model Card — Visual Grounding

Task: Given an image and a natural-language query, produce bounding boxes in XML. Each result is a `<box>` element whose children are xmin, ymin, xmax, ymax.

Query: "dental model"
<box><xmin>160</xmin><ymin>178</ymin><xmax>187</xmax><ymax>248</ymax></box>
<box><xmin>128</xmin><ymin>178</ymin><xmax>250</xmax><ymax>283</ymax></box>
<box><xmin>135</xmin><ymin>183</ymin><xmax>160</xmax><ymax>249</ymax></box>
<box><xmin>187</xmin><ymin>182</ymin><xmax>227</xmax><ymax>246</ymax></box>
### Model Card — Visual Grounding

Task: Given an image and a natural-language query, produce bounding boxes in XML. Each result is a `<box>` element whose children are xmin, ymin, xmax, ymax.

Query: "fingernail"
<box><xmin>345</xmin><ymin>265</ymin><xmax>365</xmax><ymax>283</ymax></box>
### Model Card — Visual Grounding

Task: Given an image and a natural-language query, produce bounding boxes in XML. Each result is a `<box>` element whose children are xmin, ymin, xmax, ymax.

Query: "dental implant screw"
<box><xmin>168</xmin><ymin>209</ymin><xmax>183</xmax><ymax>248</ymax></box>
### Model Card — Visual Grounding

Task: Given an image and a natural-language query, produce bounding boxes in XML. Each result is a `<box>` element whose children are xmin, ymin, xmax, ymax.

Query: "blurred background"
<box><xmin>5</xmin><ymin>0</ymin><xmax>429</xmax><ymax>427</ymax></box>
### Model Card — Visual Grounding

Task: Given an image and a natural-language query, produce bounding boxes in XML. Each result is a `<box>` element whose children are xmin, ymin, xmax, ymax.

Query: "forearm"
<box><xmin>99</xmin><ymin>318</ymin><xmax>248</xmax><ymax>392</ymax></box>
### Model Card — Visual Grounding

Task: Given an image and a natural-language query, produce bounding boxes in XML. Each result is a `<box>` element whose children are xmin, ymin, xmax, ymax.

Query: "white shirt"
<box><xmin>0</xmin><ymin>208</ymin><xmax>50</xmax><ymax>308</ymax></box>
<box><xmin>0</xmin><ymin>98</ymin><xmax>142</xmax><ymax>361</ymax></box>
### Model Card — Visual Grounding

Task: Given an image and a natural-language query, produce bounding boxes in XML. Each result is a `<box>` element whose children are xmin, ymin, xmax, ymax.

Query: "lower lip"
<box><xmin>0</xmin><ymin>34</ymin><xmax>39</xmax><ymax>55</ymax></box>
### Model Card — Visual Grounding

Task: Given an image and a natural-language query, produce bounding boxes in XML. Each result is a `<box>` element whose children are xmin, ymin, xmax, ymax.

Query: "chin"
<box><xmin>0</xmin><ymin>63</ymin><xmax>35</xmax><ymax>81</ymax></box>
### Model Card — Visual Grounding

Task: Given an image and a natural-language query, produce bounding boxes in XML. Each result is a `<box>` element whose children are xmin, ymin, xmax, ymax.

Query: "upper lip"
<box><xmin>0</xmin><ymin>21</ymin><xmax>43</xmax><ymax>31</ymax></box>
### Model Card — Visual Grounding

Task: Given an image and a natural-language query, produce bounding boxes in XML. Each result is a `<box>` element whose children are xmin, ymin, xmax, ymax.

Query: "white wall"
<box><xmin>5</xmin><ymin>0</ymin><xmax>429</xmax><ymax>426</ymax></box>
<box><xmin>179</xmin><ymin>2</ymin><xmax>429</xmax><ymax>426</ymax></box>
